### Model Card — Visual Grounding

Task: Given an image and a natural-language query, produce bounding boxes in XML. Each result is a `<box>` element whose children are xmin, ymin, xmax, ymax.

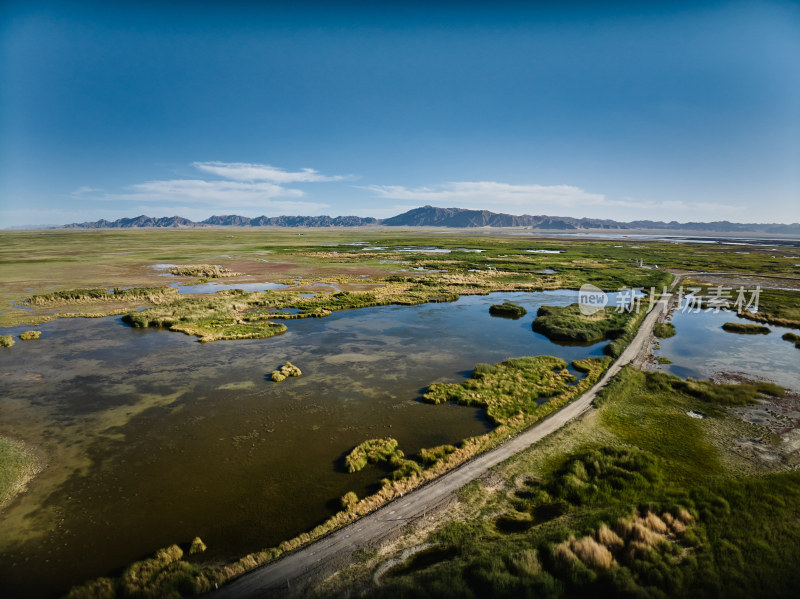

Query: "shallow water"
<box><xmin>651</xmin><ymin>306</ymin><xmax>800</xmax><ymax>393</ymax></box>
<box><xmin>0</xmin><ymin>291</ymin><xmax>608</xmax><ymax>597</ymax></box>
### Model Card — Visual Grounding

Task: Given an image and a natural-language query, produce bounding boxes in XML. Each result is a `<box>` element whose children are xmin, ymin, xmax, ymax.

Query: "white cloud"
<box><xmin>192</xmin><ymin>161</ymin><xmax>347</xmax><ymax>183</ymax></box>
<box><xmin>362</xmin><ymin>181</ymin><xmax>747</xmax><ymax>221</ymax></box>
<box><xmin>361</xmin><ymin>181</ymin><xmax>607</xmax><ymax>210</ymax></box>
<box><xmin>125</xmin><ymin>179</ymin><xmax>304</xmax><ymax>205</ymax></box>
<box><xmin>72</xmin><ymin>161</ymin><xmax>346</xmax><ymax>214</ymax></box>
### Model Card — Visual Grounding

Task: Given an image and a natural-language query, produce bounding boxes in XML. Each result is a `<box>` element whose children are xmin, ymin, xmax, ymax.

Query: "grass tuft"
<box><xmin>721</xmin><ymin>321</ymin><xmax>770</xmax><ymax>334</ymax></box>
<box><xmin>653</xmin><ymin>321</ymin><xmax>676</xmax><ymax>338</ymax></box>
<box><xmin>489</xmin><ymin>301</ymin><xmax>527</xmax><ymax>318</ymax></box>
<box><xmin>271</xmin><ymin>361</ymin><xmax>302</xmax><ymax>382</ymax></box>
<box><xmin>344</xmin><ymin>438</ymin><xmax>402</xmax><ymax>473</ymax></box>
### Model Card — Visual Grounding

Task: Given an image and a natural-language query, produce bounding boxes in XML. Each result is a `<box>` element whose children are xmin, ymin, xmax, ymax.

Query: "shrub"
<box><xmin>18</xmin><ymin>330</ymin><xmax>41</xmax><ymax>340</ymax></box>
<box><xmin>0</xmin><ymin>335</ymin><xmax>13</xmax><ymax>348</ymax></box>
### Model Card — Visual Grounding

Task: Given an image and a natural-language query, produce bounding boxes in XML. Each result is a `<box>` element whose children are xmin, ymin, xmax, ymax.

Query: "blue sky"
<box><xmin>1</xmin><ymin>1</ymin><xmax>798</xmax><ymax>227</ymax></box>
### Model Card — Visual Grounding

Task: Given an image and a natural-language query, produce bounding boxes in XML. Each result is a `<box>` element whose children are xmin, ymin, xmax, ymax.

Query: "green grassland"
<box><xmin>321</xmin><ymin>367</ymin><xmax>799</xmax><ymax>599</ymax></box>
<box><xmin>5</xmin><ymin>227</ymin><xmax>799</xmax><ymax>328</ymax></box>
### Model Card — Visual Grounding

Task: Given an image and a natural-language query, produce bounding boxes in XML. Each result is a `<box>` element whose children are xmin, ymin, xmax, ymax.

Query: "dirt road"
<box><xmin>211</xmin><ymin>289</ymin><xmax>673</xmax><ymax>598</ymax></box>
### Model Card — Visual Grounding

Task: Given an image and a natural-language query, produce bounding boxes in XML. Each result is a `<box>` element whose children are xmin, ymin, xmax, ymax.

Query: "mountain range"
<box><xmin>60</xmin><ymin>205</ymin><xmax>800</xmax><ymax>234</ymax></box>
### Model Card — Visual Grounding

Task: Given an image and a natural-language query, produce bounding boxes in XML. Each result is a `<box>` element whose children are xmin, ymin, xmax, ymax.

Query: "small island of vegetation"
<box><xmin>18</xmin><ymin>330</ymin><xmax>41</xmax><ymax>340</ymax></box>
<box><xmin>721</xmin><ymin>321</ymin><xmax>771</xmax><ymax>334</ymax></box>
<box><xmin>167</xmin><ymin>264</ymin><xmax>241</xmax><ymax>278</ymax></box>
<box><xmin>782</xmin><ymin>332</ymin><xmax>800</xmax><ymax>349</ymax></box>
<box><xmin>271</xmin><ymin>361</ymin><xmax>302</xmax><ymax>382</ymax></box>
<box><xmin>489</xmin><ymin>301</ymin><xmax>527</xmax><ymax>318</ymax></box>
<box><xmin>0</xmin><ymin>335</ymin><xmax>14</xmax><ymax>348</ymax></box>
<box><xmin>531</xmin><ymin>304</ymin><xmax>640</xmax><ymax>356</ymax></box>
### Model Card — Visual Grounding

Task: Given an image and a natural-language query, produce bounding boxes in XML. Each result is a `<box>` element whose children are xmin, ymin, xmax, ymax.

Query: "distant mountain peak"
<box><xmin>57</xmin><ymin>206</ymin><xmax>800</xmax><ymax>234</ymax></box>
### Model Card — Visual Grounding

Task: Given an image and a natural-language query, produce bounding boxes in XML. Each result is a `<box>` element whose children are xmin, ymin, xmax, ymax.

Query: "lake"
<box><xmin>0</xmin><ymin>290</ymin><xmax>609</xmax><ymax>598</ymax></box>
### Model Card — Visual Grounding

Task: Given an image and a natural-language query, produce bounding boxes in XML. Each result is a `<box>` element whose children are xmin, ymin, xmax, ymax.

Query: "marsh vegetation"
<box><xmin>653</xmin><ymin>321</ymin><xmax>675</xmax><ymax>338</ymax></box>
<box><xmin>0</xmin><ymin>335</ymin><xmax>14</xmax><ymax>347</ymax></box>
<box><xmin>330</xmin><ymin>367</ymin><xmax>800</xmax><ymax>599</ymax></box>
<box><xmin>531</xmin><ymin>303</ymin><xmax>640</xmax><ymax>354</ymax></box>
<box><xmin>26</xmin><ymin>286</ymin><xmax>177</xmax><ymax>305</ymax></box>
<box><xmin>489</xmin><ymin>301</ymin><xmax>527</xmax><ymax>318</ymax></box>
<box><xmin>721</xmin><ymin>321</ymin><xmax>771</xmax><ymax>334</ymax></box>
<box><xmin>166</xmin><ymin>264</ymin><xmax>241</xmax><ymax>278</ymax></box>
<box><xmin>0</xmin><ymin>437</ymin><xmax>39</xmax><ymax>511</ymax></box>
<box><xmin>2</xmin><ymin>229</ymin><xmax>798</xmax><ymax>598</ymax></box>
<box><xmin>271</xmin><ymin>361</ymin><xmax>302</xmax><ymax>382</ymax></box>
<box><xmin>782</xmin><ymin>332</ymin><xmax>800</xmax><ymax>349</ymax></box>
<box><xmin>18</xmin><ymin>330</ymin><xmax>41</xmax><ymax>340</ymax></box>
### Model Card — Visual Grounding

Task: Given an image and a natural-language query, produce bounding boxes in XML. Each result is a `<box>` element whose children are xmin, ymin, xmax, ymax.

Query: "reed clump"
<box><xmin>167</xmin><ymin>264</ymin><xmax>241</xmax><ymax>278</ymax></box>
<box><xmin>422</xmin><ymin>356</ymin><xmax>605</xmax><ymax>425</ymax></box>
<box><xmin>721</xmin><ymin>321</ymin><xmax>770</xmax><ymax>334</ymax></box>
<box><xmin>341</xmin><ymin>491</ymin><xmax>359</xmax><ymax>511</ymax></box>
<box><xmin>26</xmin><ymin>286</ymin><xmax>177</xmax><ymax>305</ymax></box>
<box><xmin>0</xmin><ymin>335</ymin><xmax>14</xmax><ymax>348</ymax></box>
<box><xmin>271</xmin><ymin>362</ymin><xmax>302</xmax><ymax>382</ymax></box>
<box><xmin>65</xmin><ymin>543</ymin><xmax>219</xmax><ymax>599</ymax></box>
<box><xmin>189</xmin><ymin>537</ymin><xmax>207</xmax><ymax>555</ymax></box>
<box><xmin>344</xmin><ymin>438</ymin><xmax>402</xmax><ymax>473</ymax></box>
<box><xmin>18</xmin><ymin>330</ymin><xmax>41</xmax><ymax>340</ymax></box>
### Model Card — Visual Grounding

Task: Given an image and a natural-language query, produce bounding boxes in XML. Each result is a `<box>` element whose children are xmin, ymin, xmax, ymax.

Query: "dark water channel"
<box><xmin>0</xmin><ymin>291</ymin><xmax>609</xmax><ymax>597</ymax></box>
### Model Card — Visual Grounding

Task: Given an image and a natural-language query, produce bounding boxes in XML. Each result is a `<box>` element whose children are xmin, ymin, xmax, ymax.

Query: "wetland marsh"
<box><xmin>1</xmin><ymin>228</ymin><xmax>799</xmax><ymax>598</ymax></box>
<box><xmin>0</xmin><ymin>290</ymin><xmax>615</xmax><ymax>597</ymax></box>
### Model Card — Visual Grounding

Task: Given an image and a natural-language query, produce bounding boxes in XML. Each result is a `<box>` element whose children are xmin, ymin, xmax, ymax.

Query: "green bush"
<box><xmin>653</xmin><ymin>322</ymin><xmax>676</xmax><ymax>338</ymax></box>
<box><xmin>0</xmin><ymin>335</ymin><xmax>13</xmax><ymax>348</ymax></box>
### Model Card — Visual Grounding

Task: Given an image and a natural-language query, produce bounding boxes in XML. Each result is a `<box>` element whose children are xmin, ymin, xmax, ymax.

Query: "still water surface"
<box><xmin>652</xmin><ymin>305</ymin><xmax>800</xmax><ymax>392</ymax></box>
<box><xmin>0</xmin><ymin>290</ymin><xmax>610</xmax><ymax>597</ymax></box>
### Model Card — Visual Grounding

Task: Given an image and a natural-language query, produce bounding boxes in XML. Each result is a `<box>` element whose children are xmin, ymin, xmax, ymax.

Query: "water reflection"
<box><xmin>652</xmin><ymin>307</ymin><xmax>800</xmax><ymax>392</ymax></box>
